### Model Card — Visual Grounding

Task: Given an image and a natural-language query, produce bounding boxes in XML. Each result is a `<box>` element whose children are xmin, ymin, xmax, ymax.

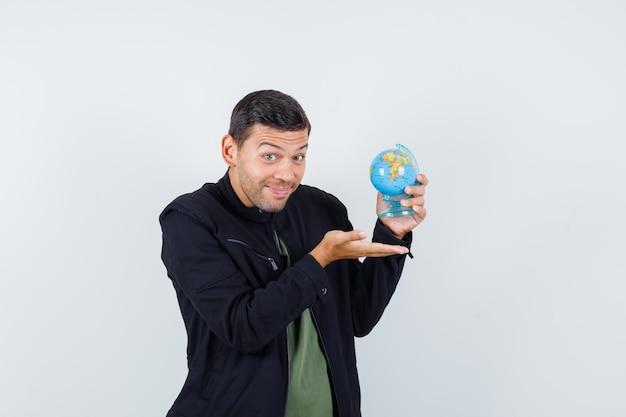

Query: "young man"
<box><xmin>159</xmin><ymin>90</ymin><xmax>428</xmax><ymax>417</ymax></box>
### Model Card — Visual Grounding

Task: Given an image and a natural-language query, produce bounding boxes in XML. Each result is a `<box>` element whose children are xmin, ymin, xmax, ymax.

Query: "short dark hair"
<box><xmin>228</xmin><ymin>90</ymin><xmax>311</xmax><ymax>145</ymax></box>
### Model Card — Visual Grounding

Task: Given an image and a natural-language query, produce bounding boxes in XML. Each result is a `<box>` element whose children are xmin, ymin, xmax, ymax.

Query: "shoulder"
<box><xmin>293</xmin><ymin>184</ymin><xmax>343</xmax><ymax>205</ymax></box>
<box><xmin>289</xmin><ymin>184</ymin><xmax>348</xmax><ymax>216</ymax></box>
<box><xmin>159</xmin><ymin>183</ymin><xmax>220</xmax><ymax>224</ymax></box>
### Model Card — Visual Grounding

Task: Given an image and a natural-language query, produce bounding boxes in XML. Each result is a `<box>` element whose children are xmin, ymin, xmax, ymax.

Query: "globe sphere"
<box><xmin>369</xmin><ymin>145</ymin><xmax>419</xmax><ymax>196</ymax></box>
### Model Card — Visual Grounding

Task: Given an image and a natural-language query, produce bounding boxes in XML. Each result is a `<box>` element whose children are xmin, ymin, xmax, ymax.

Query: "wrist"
<box><xmin>309</xmin><ymin>246</ymin><xmax>331</xmax><ymax>268</ymax></box>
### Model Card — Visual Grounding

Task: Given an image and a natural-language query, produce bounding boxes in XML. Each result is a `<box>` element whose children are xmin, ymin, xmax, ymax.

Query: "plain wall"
<box><xmin>1</xmin><ymin>0</ymin><xmax>625</xmax><ymax>416</ymax></box>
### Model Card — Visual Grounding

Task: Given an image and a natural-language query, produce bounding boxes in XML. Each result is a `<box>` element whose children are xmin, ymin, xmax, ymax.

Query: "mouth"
<box><xmin>266</xmin><ymin>185</ymin><xmax>292</xmax><ymax>198</ymax></box>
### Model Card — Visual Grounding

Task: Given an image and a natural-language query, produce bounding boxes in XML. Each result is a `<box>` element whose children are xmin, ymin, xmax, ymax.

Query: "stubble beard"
<box><xmin>239</xmin><ymin>171</ymin><xmax>296</xmax><ymax>213</ymax></box>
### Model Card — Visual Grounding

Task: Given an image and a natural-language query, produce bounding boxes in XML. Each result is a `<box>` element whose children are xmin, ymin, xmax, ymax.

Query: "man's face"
<box><xmin>224</xmin><ymin>124</ymin><xmax>309</xmax><ymax>213</ymax></box>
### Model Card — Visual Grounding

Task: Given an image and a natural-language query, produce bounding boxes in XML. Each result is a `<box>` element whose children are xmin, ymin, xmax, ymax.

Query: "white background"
<box><xmin>1</xmin><ymin>1</ymin><xmax>625</xmax><ymax>416</ymax></box>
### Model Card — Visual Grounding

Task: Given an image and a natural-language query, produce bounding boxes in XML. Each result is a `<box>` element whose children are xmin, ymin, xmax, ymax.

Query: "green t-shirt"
<box><xmin>286</xmin><ymin>309</ymin><xmax>334</xmax><ymax>417</ymax></box>
<box><xmin>274</xmin><ymin>231</ymin><xmax>333</xmax><ymax>417</ymax></box>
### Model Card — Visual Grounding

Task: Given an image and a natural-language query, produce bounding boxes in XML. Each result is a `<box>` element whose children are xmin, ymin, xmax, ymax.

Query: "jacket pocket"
<box><xmin>226</xmin><ymin>238</ymin><xmax>279</xmax><ymax>271</ymax></box>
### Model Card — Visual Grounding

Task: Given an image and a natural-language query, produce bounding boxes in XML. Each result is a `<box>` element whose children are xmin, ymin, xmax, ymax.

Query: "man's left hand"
<box><xmin>377</xmin><ymin>173</ymin><xmax>429</xmax><ymax>239</ymax></box>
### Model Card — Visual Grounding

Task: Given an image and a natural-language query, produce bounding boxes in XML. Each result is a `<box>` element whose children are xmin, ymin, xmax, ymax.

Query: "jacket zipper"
<box><xmin>272</xmin><ymin>224</ymin><xmax>292</xmax><ymax>417</ymax></box>
<box><xmin>310</xmin><ymin>309</ymin><xmax>341</xmax><ymax>417</ymax></box>
<box><xmin>283</xmin><ymin>328</ymin><xmax>290</xmax><ymax>417</ymax></box>
<box><xmin>226</xmin><ymin>238</ymin><xmax>279</xmax><ymax>271</ymax></box>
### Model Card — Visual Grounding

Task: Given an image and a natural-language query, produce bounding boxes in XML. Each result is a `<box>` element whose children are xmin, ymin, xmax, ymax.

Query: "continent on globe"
<box><xmin>380</xmin><ymin>151</ymin><xmax>415</xmax><ymax>181</ymax></box>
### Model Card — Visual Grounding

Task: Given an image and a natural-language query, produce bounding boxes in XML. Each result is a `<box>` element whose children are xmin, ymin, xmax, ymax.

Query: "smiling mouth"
<box><xmin>266</xmin><ymin>185</ymin><xmax>292</xmax><ymax>197</ymax></box>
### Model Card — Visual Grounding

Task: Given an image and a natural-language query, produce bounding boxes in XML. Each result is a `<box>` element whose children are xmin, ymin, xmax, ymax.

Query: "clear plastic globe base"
<box><xmin>369</xmin><ymin>143</ymin><xmax>420</xmax><ymax>219</ymax></box>
<box><xmin>378</xmin><ymin>194</ymin><xmax>417</xmax><ymax>218</ymax></box>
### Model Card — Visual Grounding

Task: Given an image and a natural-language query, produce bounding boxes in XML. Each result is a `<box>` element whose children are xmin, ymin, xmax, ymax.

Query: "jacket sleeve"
<box><xmin>348</xmin><ymin>219</ymin><xmax>412</xmax><ymax>337</ymax></box>
<box><xmin>160</xmin><ymin>209</ymin><xmax>331</xmax><ymax>353</ymax></box>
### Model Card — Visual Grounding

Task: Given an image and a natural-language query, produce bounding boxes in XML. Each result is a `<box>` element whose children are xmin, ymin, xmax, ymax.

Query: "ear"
<box><xmin>221</xmin><ymin>134</ymin><xmax>237</xmax><ymax>167</ymax></box>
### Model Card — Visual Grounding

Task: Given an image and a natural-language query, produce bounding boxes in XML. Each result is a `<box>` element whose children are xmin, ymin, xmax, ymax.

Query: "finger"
<box><xmin>351</xmin><ymin>230</ymin><xmax>368</xmax><ymax>240</ymax></box>
<box><xmin>364</xmin><ymin>242</ymin><xmax>409</xmax><ymax>256</ymax></box>
<box><xmin>404</xmin><ymin>180</ymin><xmax>427</xmax><ymax>196</ymax></box>
<box><xmin>416</xmin><ymin>173</ymin><xmax>429</xmax><ymax>186</ymax></box>
<box><xmin>400</xmin><ymin>196</ymin><xmax>425</xmax><ymax>207</ymax></box>
<box><xmin>332</xmin><ymin>229</ymin><xmax>367</xmax><ymax>243</ymax></box>
<box><xmin>412</xmin><ymin>206</ymin><xmax>427</xmax><ymax>222</ymax></box>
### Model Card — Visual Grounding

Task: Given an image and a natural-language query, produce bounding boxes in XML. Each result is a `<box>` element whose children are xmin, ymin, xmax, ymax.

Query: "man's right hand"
<box><xmin>309</xmin><ymin>230</ymin><xmax>409</xmax><ymax>268</ymax></box>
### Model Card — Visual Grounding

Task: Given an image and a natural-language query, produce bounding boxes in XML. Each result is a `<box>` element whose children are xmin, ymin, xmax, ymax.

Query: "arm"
<box><xmin>308</xmin><ymin>174</ymin><xmax>428</xmax><ymax>266</ymax></box>
<box><xmin>349</xmin><ymin>220</ymin><xmax>412</xmax><ymax>336</ymax></box>
<box><xmin>160</xmin><ymin>210</ymin><xmax>329</xmax><ymax>353</ymax></box>
<box><xmin>345</xmin><ymin>173</ymin><xmax>429</xmax><ymax>335</ymax></box>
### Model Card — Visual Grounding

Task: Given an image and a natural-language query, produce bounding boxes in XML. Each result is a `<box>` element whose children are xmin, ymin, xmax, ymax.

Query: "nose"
<box><xmin>274</xmin><ymin>159</ymin><xmax>297</xmax><ymax>183</ymax></box>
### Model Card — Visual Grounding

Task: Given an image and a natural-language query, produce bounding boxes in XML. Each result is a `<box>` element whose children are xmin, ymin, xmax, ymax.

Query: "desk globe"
<box><xmin>369</xmin><ymin>143</ymin><xmax>420</xmax><ymax>218</ymax></box>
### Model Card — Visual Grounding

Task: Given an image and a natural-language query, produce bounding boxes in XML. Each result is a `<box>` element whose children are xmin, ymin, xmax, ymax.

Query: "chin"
<box><xmin>262</xmin><ymin>202</ymin><xmax>288</xmax><ymax>213</ymax></box>
<box><xmin>256</xmin><ymin>198</ymin><xmax>290</xmax><ymax>213</ymax></box>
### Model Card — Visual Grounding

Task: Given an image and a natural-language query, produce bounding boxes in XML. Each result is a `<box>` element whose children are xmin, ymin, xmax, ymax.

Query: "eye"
<box><xmin>263</xmin><ymin>154</ymin><xmax>277</xmax><ymax>161</ymax></box>
<box><xmin>293</xmin><ymin>154</ymin><xmax>305</xmax><ymax>162</ymax></box>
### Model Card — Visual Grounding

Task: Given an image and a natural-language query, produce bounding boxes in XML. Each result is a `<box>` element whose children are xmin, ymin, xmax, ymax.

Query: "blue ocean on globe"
<box><xmin>369</xmin><ymin>146</ymin><xmax>419</xmax><ymax>196</ymax></box>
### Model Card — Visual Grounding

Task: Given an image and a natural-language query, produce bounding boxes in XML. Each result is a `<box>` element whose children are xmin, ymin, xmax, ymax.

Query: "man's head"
<box><xmin>222</xmin><ymin>90</ymin><xmax>311</xmax><ymax>212</ymax></box>
<box><xmin>228</xmin><ymin>90</ymin><xmax>311</xmax><ymax>146</ymax></box>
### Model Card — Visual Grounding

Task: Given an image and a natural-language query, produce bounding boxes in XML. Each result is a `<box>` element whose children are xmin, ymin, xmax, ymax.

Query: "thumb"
<box><xmin>347</xmin><ymin>230</ymin><xmax>368</xmax><ymax>241</ymax></box>
<box><xmin>324</xmin><ymin>229</ymin><xmax>367</xmax><ymax>245</ymax></box>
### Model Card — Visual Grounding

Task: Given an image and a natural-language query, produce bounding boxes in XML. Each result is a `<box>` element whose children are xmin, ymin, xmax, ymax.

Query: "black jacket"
<box><xmin>159</xmin><ymin>172</ymin><xmax>411</xmax><ymax>417</ymax></box>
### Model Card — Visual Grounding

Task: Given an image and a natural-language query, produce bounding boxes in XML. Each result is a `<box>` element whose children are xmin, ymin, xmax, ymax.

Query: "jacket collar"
<box><xmin>215</xmin><ymin>169</ymin><xmax>282</xmax><ymax>223</ymax></box>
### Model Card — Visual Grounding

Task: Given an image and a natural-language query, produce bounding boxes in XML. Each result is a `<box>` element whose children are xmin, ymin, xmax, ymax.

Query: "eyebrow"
<box><xmin>258</xmin><ymin>141</ymin><xmax>309</xmax><ymax>152</ymax></box>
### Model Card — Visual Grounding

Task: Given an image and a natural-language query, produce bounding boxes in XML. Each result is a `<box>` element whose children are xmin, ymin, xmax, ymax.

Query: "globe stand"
<box><xmin>378</xmin><ymin>194</ymin><xmax>416</xmax><ymax>218</ymax></box>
